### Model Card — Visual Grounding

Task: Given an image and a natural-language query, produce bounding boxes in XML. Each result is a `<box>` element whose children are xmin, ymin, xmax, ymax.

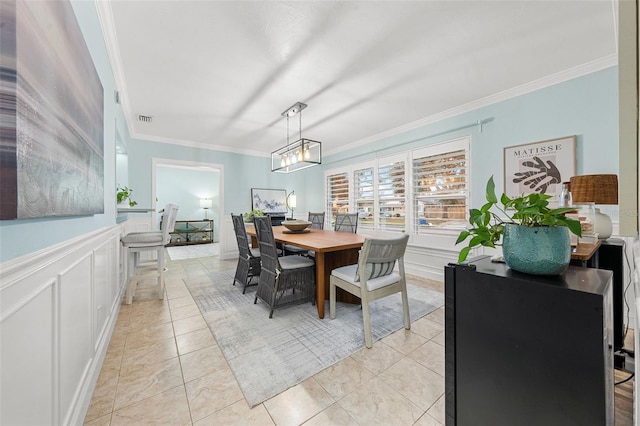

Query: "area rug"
<box><xmin>183</xmin><ymin>269</ymin><xmax>443</xmax><ymax>407</ymax></box>
<box><xmin>167</xmin><ymin>243</ymin><xmax>219</xmax><ymax>260</ymax></box>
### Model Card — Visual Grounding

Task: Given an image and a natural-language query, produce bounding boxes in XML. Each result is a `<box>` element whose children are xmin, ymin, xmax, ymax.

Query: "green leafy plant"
<box><xmin>116</xmin><ymin>185</ymin><xmax>137</xmax><ymax>207</ymax></box>
<box><xmin>455</xmin><ymin>176</ymin><xmax>582</xmax><ymax>263</ymax></box>
<box><xmin>243</xmin><ymin>209</ymin><xmax>265</xmax><ymax>223</ymax></box>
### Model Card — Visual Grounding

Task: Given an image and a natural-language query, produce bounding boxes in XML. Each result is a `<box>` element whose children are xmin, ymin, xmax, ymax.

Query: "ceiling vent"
<box><xmin>138</xmin><ymin>114</ymin><xmax>153</xmax><ymax>123</ymax></box>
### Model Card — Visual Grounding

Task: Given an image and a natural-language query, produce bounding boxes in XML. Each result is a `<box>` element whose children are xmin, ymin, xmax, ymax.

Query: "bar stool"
<box><xmin>121</xmin><ymin>204</ymin><xmax>179</xmax><ymax>304</ymax></box>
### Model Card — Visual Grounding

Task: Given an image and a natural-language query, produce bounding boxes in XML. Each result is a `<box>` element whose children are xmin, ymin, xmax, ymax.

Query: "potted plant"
<box><xmin>243</xmin><ymin>209</ymin><xmax>265</xmax><ymax>223</ymax></box>
<box><xmin>456</xmin><ymin>176</ymin><xmax>582</xmax><ymax>275</ymax></box>
<box><xmin>116</xmin><ymin>185</ymin><xmax>137</xmax><ymax>207</ymax></box>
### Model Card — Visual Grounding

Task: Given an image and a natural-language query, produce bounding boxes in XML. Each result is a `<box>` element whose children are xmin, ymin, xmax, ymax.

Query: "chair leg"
<box><xmin>125</xmin><ymin>248</ymin><xmax>137</xmax><ymax>305</ymax></box>
<box><xmin>158</xmin><ymin>248</ymin><xmax>165</xmax><ymax>300</ymax></box>
<box><xmin>401</xmin><ymin>284</ymin><xmax>410</xmax><ymax>330</ymax></box>
<box><xmin>329</xmin><ymin>280</ymin><xmax>336</xmax><ymax>319</ymax></box>
<box><xmin>362</xmin><ymin>301</ymin><xmax>373</xmax><ymax>348</ymax></box>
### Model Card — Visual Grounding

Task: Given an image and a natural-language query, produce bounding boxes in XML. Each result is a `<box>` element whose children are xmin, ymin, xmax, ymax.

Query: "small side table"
<box><xmin>570</xmin><ymin>241</ymin><xmax>602</xmax><ymax>267</ymax></box>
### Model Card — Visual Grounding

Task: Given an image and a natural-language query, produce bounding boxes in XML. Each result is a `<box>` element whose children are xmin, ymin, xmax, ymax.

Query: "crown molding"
<box><xmin>324</xmin><ymin>54</ymin><xmax>618</xmax><ymax>157</ymax></box>
<box><xmin>134</xmin><ymin>132</ymin><xmax>271</xmax><ymax>158</ymax></box>
<box><xmin>95</xmin><ymin>0</ymin><xmax>135</xmax><ymax>140</ymax></box>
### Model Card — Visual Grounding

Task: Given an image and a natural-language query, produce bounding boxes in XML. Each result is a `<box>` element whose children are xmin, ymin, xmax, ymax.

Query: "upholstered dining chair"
<box><xmin>283</xmin><ymin>212</ymin><xmax>326</xmax><ymax>256</ymax></box>
<box><xmin>253</xmin><ymin>216</ymin><xmax>316</xmax><ymax>318</ymax></box>
<box><xmin>231</xmin><ymin>213</ymin><xmax>261</xmax><ymax>293</ymax></box>
<box><xmin>334</xmin><ymin>213</ymin><xmax>358</xmax><ymax>233</ymax></box>
<box><xmin>120</xmin><ymin>204</ymin><xmax>179</xmax><ymax>304</ymax></box>
<box><xmin>329</xmin><ymin>234</ymin><xmax>410</xmax><ymax>348</ymax></box>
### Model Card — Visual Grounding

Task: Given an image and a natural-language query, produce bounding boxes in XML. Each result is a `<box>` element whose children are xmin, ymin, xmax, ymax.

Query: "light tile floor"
<box><xmin>84</xmin><ymin>254</ymin><xmax>446</xmax><ymax>425</ymax></box>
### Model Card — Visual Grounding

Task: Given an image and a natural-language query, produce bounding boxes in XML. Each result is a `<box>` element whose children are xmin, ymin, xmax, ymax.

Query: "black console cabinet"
<box><xmin>597</xmin><ymin>239</ymin><xmax>625</xmax><ymax>352</ymax></box>
<box><xmin>445</xmin><ymin>257</ymin><xmax>614</xmax><ymax>426</ymax></box>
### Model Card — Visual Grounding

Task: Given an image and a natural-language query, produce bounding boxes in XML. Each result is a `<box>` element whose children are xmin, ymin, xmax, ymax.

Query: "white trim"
<box><xmin>324</xmin><ymin>56</ymin><xmax>617</xmax><ymax>157</ymax></box>
<box><xmin>0</xmin><ymin>226</ymin><xmax>124</xmax><ymax>425</ymax></box>
<box><xmin>136</xmin><ymin>133</ymin><xmax>270</xmax><ymax>158</ymax></box>
<box><xmin>95</xmin><ymin>0</ymin><xmax>135</xmax><ymax>141</ymax></box>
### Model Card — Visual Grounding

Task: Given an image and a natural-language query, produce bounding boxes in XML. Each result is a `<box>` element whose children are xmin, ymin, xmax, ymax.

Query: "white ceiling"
<box><xmin>99</xmin><ymin>1</ymin><xmax>617</xmax><ymax>158</ymax></box>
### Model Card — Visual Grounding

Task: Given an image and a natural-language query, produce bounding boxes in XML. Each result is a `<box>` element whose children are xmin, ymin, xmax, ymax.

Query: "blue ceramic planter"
<box><xmin>502</xmin><ymin>224</ymin><xmax>571</xmax><ymax>275</ymax></box>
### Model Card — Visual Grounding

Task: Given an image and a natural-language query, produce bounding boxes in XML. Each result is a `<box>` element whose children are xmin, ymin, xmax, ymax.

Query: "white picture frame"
<box><xmin>503</xmin><ymin>136</ymin><xmax>576</xmax><ymax>202</ymax></box>
<box><xmin>250</xmin><ymin>188</ymin><xmax>287</xmax><ymax>214</ymax></box>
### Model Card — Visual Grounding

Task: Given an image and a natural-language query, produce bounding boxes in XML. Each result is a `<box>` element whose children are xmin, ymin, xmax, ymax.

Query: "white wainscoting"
<box><xmin>221</xmin><ymin>216</ymin><xmax>239</xmax><ymax>261</ymax></box>
<box><xmin>0</xmin><ymin>224</ymin><xmax>125</xmax><ymax>425</ymax></box>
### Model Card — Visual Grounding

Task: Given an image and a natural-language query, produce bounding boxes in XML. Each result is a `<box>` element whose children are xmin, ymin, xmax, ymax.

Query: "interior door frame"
<box><xmin>152</xmin><ymin>158</ymin><xmax>224</xmax><ymax>254</ymax></box>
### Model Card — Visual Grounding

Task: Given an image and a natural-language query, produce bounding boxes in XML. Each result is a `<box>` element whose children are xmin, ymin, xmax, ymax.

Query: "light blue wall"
<box><xmin>323</xmin><ymin>67</ymin><xmax>618</xmax><ymax>213</ymax></box>
<box><xmin>127</xmin><ymin>138</ymin><xmax>320</xmax><ymax>218</ymax></box>
<box><xmin>0</xmin><ymin>1</ymin><xmax>130</xmax><ymax>263</ymax></box>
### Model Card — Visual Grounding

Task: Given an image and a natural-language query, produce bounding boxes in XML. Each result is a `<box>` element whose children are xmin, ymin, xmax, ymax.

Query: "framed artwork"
<box><xmin>250</xmin><ymin>188</ymin><xmax>287</xmax><ymax>214</ymax></box>
<box><xmin>0</xmin><ymin>0</ymin><xmax>104</xmax><ymax>219</ymax></box>
<box><xmin>503</xmin><ymin>136</ymin><xmax>576</xmax><ymax>201</ymax></box>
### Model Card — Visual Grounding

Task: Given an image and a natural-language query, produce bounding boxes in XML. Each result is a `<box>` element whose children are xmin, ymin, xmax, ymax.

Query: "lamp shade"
<box><xmin>569</xmin><ymin>174</ymin><xmax>618</xmax><ymax>205</ymax></box>
<box><xmin>287</xmin><ymin>193</ymin><xmax>297</xmax><ymax>209</ymax></box>
<box><xmin>200</xmin><ymin>198</ymin><xmax>213</xmax><ymax>209</ymax></box>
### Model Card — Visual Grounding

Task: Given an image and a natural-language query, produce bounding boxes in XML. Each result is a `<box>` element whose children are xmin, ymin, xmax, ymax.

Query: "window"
<box><xmin>412</xmin><ymin>138</ymin><xmax>469</xmax><ymax>234</ymax></box>
<box><xmin>326</xmin><ymin>171</ymin><xmax>349</xmax><ymax>228</ymax></box>
<box><xmin>354</xmin><ymin>165</ymin><xmax>374</xmax><ymax>231</ymax></box>
<box><xmin>325</xmin><ymin>136</ymin><xmax>469</xmax><ymax>242</ymax></box>
<box><xmin>378</xmin><ymin>158</ymin><xmax>405</xmax><ymax>232</ymax></box>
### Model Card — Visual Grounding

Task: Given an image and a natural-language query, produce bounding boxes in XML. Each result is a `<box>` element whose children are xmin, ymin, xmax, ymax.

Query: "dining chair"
<box><xmin>283</xmin><ymin>212</ymin><xmax>326</xmax><ymax>256</ymax></box>
<box><xmin>120</xmin><ymin>204</ymin><xmax>179</xmax><ymax>304</ymax></box>
<box><xmin>231</xmin><ymin>213</ymin><xmax>261</xmax><ymax>293</ymax></box>
<box><xmin>329</xmin><ymin>234</ymin><xmax>410</xmax><ymax>348</ymax></box>
<box><xmin>334</xmin><ymin>213</ymin><xmax>358</xmax><ymax>233</ymax></box>
<box><xmin>253</xmin><ymin>216</ymin><xmax>316</xmax><ymax>318</ymax></box>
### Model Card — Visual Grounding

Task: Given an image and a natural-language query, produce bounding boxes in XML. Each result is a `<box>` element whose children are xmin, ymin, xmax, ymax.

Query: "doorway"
<box><xmin>152</xmin><ymin>159</ymin><xmax>224</xmax><ymax>259</ymax></box>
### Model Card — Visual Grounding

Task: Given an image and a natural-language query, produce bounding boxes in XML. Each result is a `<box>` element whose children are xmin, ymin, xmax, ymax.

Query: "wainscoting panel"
<box><xmin>59</xmin><ymin>254</ymin><xmax>94</xmax><ymax>425</ymax></box>
<box><xmin>0</xmin><ymin>280</ymin><xmax>55</xmax><ymax>425</ymax></box>
<box><xmin>0</xmin><ymin>225</ymin><xmax>125</xmax><ymax>425</ymax></box>
<box><xmin>221</xmin><ymin>216</ymin><xmax>238</xmax><ymax>261</ymax></box>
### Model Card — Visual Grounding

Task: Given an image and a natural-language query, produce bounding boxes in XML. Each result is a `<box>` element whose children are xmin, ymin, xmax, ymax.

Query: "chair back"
<box><xmin>308</xmin><ymin>212</ymin><xmax>325</xmax><ymax>229</ymax></box>
<box><xmin>334</xmin><ymin>213</ymin><xmax>358</xmax><ymax>233</ymax></box>
<box><xmin>231</xmin><ymin>213</ymin><xmax>253</xmax><ymax>259</ymax></box>
<box><xmin>357</xmin><ymin>234</ymin><xmax>409</xmax><ymax>281</ymax></box>
<box><xmin>254</xmin><ymin>216</ymin><xmax>280</xmax><ymax>274</ymax></box>
<box><xmin>161</xmin><ymin>204</ymin><xmax>179</xmax><ymax>245</ymax></box>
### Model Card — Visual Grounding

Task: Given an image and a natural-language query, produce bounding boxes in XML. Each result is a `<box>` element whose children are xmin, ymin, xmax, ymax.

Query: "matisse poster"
<box><xmin>503</xmin><ymin>136</ymin><xmax>576</xmax><ymax>201</ymax></box>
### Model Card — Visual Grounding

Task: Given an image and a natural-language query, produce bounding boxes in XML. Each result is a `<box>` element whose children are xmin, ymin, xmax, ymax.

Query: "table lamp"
<box><xmin>200</xmin><ymin>198</ymin><xmax>213</xmax><ymax>220</ymax></box>
<box><xmin>286</xmin><ymin>191</ymin><xmax>297</xmax><ymax>219</ymax></box>
<box><xmin>569</xmin><ymin>174</ymin><xmax>618</xmax><ymax>239</ymax></box>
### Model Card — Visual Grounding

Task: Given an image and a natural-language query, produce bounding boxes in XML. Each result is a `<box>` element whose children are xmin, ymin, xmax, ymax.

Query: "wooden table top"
<box><xmin>246</xmin><ymin>225</ymin><xmax>366</xmax><ymax>252</ymax></box>
<box><xmin>571</xmin><ymin>241</ymin><xmax>602</xmax><ymax>261</ymax></box>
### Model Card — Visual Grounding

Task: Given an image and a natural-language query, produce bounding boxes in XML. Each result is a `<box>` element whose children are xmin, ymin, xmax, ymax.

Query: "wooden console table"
<box><xmin>163</xmin><ymin>219</ymin><xmax>214</xmax><ymax>246</ymax></box>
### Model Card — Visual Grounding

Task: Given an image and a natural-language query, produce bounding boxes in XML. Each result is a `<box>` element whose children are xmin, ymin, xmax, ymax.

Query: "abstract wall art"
<box><xmin>251</xmin><ymin>188</ymin><xmax>287</xmax><ymax>214</ymax></box>
<box><xmin>503</xmin><ymin>136</ymin><xmax>576</xmax><ymax>203</ymax></box>
<box><xmin>0</xmin><ymin>0</ymin><xmax>104</xmax><ymax>220</ymax></box>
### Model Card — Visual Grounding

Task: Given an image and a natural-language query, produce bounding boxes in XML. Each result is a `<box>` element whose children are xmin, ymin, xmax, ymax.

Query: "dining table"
<box><xmin>245</xmin><ymin>225</ymin><xmax>366</xmax><ymax>319</ymax></box>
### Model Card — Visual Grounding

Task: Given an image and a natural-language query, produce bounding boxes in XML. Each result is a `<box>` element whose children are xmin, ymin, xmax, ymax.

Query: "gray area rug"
<box><xmin>184</xmin><ymin>269</ymin><xmax>443</xmax><ymax>407</ymax></box>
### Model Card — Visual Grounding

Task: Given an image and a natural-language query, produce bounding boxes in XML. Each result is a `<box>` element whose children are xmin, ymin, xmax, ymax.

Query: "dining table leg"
<box><xmin>315</xmin><ymin>252</ymin><xmax>326</xmax><ymax>318</ymax></box>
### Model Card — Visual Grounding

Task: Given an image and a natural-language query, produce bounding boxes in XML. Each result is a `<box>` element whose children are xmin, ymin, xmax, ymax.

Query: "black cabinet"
<box><xmin>597</xmin><ymin>239</ymin><xmax>625</xmax><ymax>352</ymax></box>
<box><xmin>445</xmin><ymin>256</ymin><xmax>614</xmax><ymax>426</ymax></box>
